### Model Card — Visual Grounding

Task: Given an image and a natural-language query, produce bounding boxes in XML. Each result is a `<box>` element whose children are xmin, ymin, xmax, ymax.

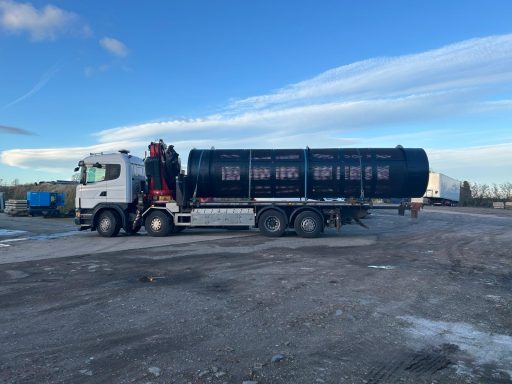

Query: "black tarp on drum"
<box><xmin>187</xmin><ymin>147</ymin><xmax>429</xmax><ymax>199</ymax></box>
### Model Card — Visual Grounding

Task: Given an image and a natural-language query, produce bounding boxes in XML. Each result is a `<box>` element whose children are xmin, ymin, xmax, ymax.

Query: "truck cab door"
<box><xmin>77</xmin><ymin>165</ymin><xmax>108</xmax><ymax>209</ymax></box>
<box><xmin>105</xmin><ymin>163</ymin><xmax>128</xmax><ymax>203</ymax></box>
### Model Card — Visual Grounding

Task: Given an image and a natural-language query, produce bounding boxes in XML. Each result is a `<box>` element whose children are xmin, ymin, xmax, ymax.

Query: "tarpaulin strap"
<box><xmin>248</xmin><ymin>149</ymin><xmax>252</xmax><ymax>199</ymax></box>
<box><xmin>304</xmin><ymin>148</ymin><xmax>308</xmax><ymax>201</ymax></box>
<box><xmin>192</xmin><ymin>150</ymin><xmax>204</xmax><ymax>203</ymax></box>
<box><xmin>357</xmin><ymin>148</ymin><xmax>365</xmax><ymax>200</ymax></box>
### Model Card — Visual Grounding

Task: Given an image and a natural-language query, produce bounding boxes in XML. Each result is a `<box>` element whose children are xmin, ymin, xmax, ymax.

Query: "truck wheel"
<box><xmin>294</xmin><ymin>211</ymin><xmax>322</xmax><ymax>238</ymax></box>
<box><xmin>97</xmin><ymin>210</ymin><xmax>121</xmax><ymax>237</ymax></box>
<box><xmin>145</xmin><ymin>211</ymin><xmax>173</xmax><ymax>237</ymax></box>
<box><xmin>258</xmin><ymin>210</ymin><xmax>286</xmax><ymax>237</ymax></box>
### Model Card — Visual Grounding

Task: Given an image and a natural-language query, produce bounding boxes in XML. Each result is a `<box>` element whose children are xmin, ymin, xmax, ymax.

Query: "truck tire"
<box><xmin>294</xmin><ymin>210</ymin><xmax>322</xmax><ymax>238</ymax></box>
<box><xmin>145</xmin><ymin>211</ymin><xmax>173</xmax><ymax>237</ymax></box>
<box><xmin>97</xmin><ymin>210</ymin><xmax>121</xmax><ymax>237</ymax></box>
<box><xmin>258</xmin><ymin>210</ymin><xmax>286</xmax><ymax>237</ymax></box>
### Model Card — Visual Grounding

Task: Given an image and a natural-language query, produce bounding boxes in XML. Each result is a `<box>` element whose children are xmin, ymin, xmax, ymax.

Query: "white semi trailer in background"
<box><xmin>415</xmin><ymin>172</ymin><xmax>460</xmax><ymax>206</ymax></box>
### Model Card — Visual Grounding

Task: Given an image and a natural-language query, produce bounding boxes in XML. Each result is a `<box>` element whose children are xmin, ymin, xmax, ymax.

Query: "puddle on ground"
<box><xmin>0</xmin><ymin>230</ymin><xmax>82</xmax><ymax>246</ymax></box>
<box><xmin>27</xmin><ymin>231</ymin><xmax>82</xmax><ymax>241</ymax></box>
<box><xmin>368</xmin><ymin>265</ymin><xmax>396</xmax><ymax>270</ymax></box>
<box><xmin>4</xmin><ymin>270</ymin><xmax>30</xmax><ymax>279</ymax></box>
<box><xmin>0</xmin><ymin>229</ymin><xmax>27</xmax><ymax>237</ymax></box>
<box><xmin>400</xmin><ymin>315</ymin><xmax>512</xmax><ymax>378</ymax></box>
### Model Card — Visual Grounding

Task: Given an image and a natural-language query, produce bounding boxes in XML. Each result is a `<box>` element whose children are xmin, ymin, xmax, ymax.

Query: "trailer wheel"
<box><xmin>258</xmin><ymin>210</ymin><xmax>286</xmax><ymax>237</ymax></box>
<box><xmin>97</xmin><ymin>210</ymin><xmax>121</xmax><ymax>237</ymax></box>
<box><xmin>294</xmin><ymin>211</ymin><xmax>322</xmax><ymax>238</ymax></box>
<box><xmin>145</xmin><ymin>211</ymin><xmax>173</xmax><ymax>237</ymax></box>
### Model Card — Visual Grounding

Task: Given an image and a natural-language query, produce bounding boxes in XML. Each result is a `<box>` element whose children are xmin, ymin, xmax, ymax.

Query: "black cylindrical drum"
<box><xmin>187</xmin><ymin>147</ymin><xmax>429</xmax><ymax>199</ymax></box>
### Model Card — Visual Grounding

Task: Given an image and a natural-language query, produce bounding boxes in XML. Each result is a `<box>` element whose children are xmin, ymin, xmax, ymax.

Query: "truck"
<box><xmin>74</xmin><ymin>140</ymin><xmax>429</xmax><ymax>238</ymax></box>
<box><xmin>27</xmin><ymin>191</ymin><xmax>65</xmax><ymax>217</ymax></box>
<box><xmin>421</xmin><ymin>172</ymin><xmax>460</xmax><ymax>206</ymax></box>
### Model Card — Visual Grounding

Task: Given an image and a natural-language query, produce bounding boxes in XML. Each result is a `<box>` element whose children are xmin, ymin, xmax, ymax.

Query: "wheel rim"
<box><xmin>99</xmin><ymin>217</ymin><xmax>111</xmax><ymax>232</ymax></box>
<box><xmin>264</xmin><ymin>216</ymin><xmax>281</xmax><ymax>232</ymax></box>
<box><xmin>151</xmin><ymin>217</ymin><xmax>162</xmax><ymax>232</ymax></box>
<box><xmin>300</xmin><ymin>217</ymin><xmax>317</xmax><ymax>233</ymax></box>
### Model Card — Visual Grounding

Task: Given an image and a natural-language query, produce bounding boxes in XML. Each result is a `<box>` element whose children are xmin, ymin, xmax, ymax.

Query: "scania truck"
<box><xmin>74</xmin><ymin>140</ymin><xmax>429</xmax><ymax>238</ymax></box>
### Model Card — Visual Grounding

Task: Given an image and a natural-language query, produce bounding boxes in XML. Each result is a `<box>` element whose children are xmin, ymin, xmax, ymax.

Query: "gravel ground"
<box><xmin>0</xmin><ymin>207</ymin><xmax>511</xmax><ymax>383</ymax></box>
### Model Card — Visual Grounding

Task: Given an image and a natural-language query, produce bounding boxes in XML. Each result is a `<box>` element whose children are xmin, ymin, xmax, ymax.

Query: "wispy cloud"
<box><xmin>99</xmin><ymin>37</ymin><xmax>129</xmax><ymax>57</ymax></box>
<box><xmin>0</xmin><ymin>140</ymin><xmax>147</xmax><ymax>173</ymax></box>
<box><xmin>95</xmin><ymin>34</ymin><xmax>512</xmax><ymax>145</ymax></box>
<box><xmin>228</xmin><ymin>34</ymin><xmax>512</xmax><ymax>112</ymax></box>
<box><xmin>96</xmin><ymin>91</ymin><xmax>475</xmax><ymax>144</ymax></box>
<box><xmin>84</xmin><ymin>63</ymin><xmax>110</xmax><ymax>78</ymax></box>
<box><xmin>0</xmin><ymin>0</ymin><xmax>91</xmax><ymax>41</ymax></box>
<box><xmin>1</xmin><ymin>34</ymin><xmax>512</xmax><ymax>183</ymax></box>
<box><xmin>0</xmin><ymin>61</ymin><xmax>63</xmax><ymax>110</ymax></box>
<box><xmin>0</xmin><ymin>123</ymin><xmax>34</xmax><ymax>135</ymax></box>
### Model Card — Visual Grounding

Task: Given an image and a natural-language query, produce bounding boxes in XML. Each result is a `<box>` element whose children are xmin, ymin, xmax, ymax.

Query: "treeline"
<box><xmin>1</xmin><ymin>180</ymin><xmax>511</xmax><ymax>210</ymax></box>
<box><xmin>460</xmin><ymin>181</ymin><xmax>512</xmax><ymax>207</ymax></box>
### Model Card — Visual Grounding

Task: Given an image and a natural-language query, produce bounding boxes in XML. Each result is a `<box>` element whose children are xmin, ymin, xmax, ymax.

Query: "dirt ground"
<box><xmin>0</xmin><ymin>207</ymin><xmax>511</xmax><ymax>384</ymax></box>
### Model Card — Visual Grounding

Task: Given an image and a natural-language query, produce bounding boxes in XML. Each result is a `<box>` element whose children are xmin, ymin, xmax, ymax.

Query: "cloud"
<box><xmin>96</xmin><ymin>91</ymin><xmax>473</xmax><ymax>144</ymax></box>
<box><xmin>94</xmin><ymin>34</ymin><xmax>512</xmax><ymax>145</ymax></box>
<box><xmin>99</xmin><ymin>37</ymin><xmax>128</xmax><ymax>57</ymax></box>
<box><xmin>0</xmin><ymin>124</ymin><xmax>34</xmax><ymax>135</ymax></box>
<box><xmin>427</xmin><ymin>143</ymin><xmax>512</xmax><ymax>184</ymax></box>
<box><xmin>0</xmin><ymin>0</ymin><xmax>91</xmax><ymax>41</ymax></box>
<box><xmin>84</xmin><ymin>64</ymin><xmax>110</xmax><ymax>77</ymax></box>
<box><xmin>1</xmin><ymin>61</ymin><xmax>63</xmax><ymax>110</ymax></box>
<box><xmin>0</xmin><ymin>141</ymin><xmax>147</xmax><ymax>173</ymax></box>
<box><xmin>2</xmin><ymin>34</ymin><xmax>512</xmax><ymax>184</ymax></box>
<box><xmin>228</xmin><ymin>34</ymin><xmax>512</xmax><ymax>113</ymax></box>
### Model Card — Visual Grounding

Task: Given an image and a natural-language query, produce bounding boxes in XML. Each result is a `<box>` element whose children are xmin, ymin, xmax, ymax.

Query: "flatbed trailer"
<box><xmin>143</xmin><ymin>199</ymin><xmax>373</xmax><ymax>238</ymax></box>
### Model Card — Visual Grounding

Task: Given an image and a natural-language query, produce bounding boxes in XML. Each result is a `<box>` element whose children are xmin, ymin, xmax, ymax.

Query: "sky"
<box><xmin>0</xmin><ymin>0</ymin><xmax>511</xmax><ymax>185</ymax></box>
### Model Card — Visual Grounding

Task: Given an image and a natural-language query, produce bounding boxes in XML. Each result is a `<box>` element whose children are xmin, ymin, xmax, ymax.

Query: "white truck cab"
<box><xmin>75</xmin><ymin>151</ymin><xmax>145</xmax><ymax>235</ymax></box>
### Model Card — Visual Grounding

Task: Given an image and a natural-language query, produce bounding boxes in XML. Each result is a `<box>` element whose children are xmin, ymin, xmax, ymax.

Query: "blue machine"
<box><xmin>27</xmin><ymin>192</ymin><xmax>65</xmax><ymax>217</ymax></box>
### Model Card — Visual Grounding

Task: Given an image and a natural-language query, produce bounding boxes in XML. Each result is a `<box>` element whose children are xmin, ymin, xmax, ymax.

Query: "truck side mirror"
<box><xmin>74</xmin><ymin>167</ymin><xmax>80</xmax><ymax>172</ymax></box>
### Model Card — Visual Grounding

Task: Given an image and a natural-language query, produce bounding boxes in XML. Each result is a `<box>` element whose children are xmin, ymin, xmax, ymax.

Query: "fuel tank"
<box><xmin>187</xmin><ymin>147</ymin><xmax>429</xmax><ymax>199</ymax></box>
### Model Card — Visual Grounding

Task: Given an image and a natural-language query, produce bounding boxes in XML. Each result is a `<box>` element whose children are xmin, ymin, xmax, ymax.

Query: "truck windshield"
<box><xmin>85</xmin><ymin>165</ymin><xmax>106</xmax><ymax>183</ymax></box>
<box><xmin>82</xmin><ymin>164</ymin><xmax>121</xmax><ymax>184</ymax></box>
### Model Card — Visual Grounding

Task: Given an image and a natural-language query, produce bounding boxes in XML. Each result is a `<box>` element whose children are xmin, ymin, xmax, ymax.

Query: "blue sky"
<box><xmin>0</xmin><ymin>0</ymin><xmax>511</xmax><ymax>185</ymax></box>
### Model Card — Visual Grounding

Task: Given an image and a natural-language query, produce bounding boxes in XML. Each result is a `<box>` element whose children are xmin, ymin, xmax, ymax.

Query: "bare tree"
<box><xmin>491</xmin><ymin>183</ymin><xmax>501</xmax><ymax>200</ymax></box>
<box><xmin>71</xmin><ymin>173</ymin><xmax>81</xmax><ymax>183</ymax></box>
<box><xmin>471</xmin><ymin>183</ymin><xmax>492</xmax><ymax>206</ymax></box>
<box><xmin>500</xmin><ymin>182</ymin><xmax>512</xmax><ymax>201</ymax></box>
<box><xmin>465</xmin><ymin>181</ymin><xmax>512</xmax><ymax>206</ymax></box>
